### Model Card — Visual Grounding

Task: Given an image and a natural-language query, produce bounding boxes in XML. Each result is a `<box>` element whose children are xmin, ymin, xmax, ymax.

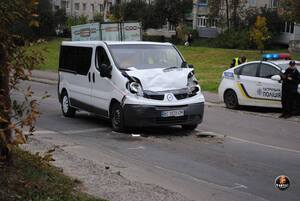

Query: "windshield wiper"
<box><xmin>118</xmin><ymin>67</ymin><xmax>130</xmax><ymax>71</ymax></box>
<box><xmin>163</xmin><ymin>66</ymin><xmax>181</xmax><ymax>71</ymax></box>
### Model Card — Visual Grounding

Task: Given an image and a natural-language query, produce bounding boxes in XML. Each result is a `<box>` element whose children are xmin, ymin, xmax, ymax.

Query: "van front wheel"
<box><xmin>111</xmin><ymin>103</ymin><xmax>125</xmax><ymax>132</ymax></box>
<box><xmin>61</xmin><ymin>91</ymin><xmax>76</xmax><ymax>117</ymax></box>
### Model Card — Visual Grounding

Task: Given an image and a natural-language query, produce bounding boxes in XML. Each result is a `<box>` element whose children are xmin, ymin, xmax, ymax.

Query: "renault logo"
<box><xmin>166</xmin><ymin>93</ymin><xmax>173</xmax><ymax>101</ymax></box>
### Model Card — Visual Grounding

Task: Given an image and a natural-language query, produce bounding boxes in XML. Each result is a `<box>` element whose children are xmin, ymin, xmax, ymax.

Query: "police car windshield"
<box><xmin>108</xmin><ymin>44</ymin><xmax>183</xmax><ymax>70</ymax></box>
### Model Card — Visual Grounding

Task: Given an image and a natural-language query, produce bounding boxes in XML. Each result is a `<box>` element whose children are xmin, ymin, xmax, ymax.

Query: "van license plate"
<box><xmin>161</xmin><ymin>110</ymin><xmax>184</xmax><ymax>117</ymax></box>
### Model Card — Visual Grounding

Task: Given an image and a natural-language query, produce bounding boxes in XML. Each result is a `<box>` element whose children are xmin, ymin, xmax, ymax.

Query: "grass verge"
<box><xmin>27</xmin><ymin>38</ymin><xmax>300</xmax><ymax>92</ymax></box>
<box><xmin>0</xmin><ymin>148</ymin><xmax>105</xmax><ymax>201</ymax></box>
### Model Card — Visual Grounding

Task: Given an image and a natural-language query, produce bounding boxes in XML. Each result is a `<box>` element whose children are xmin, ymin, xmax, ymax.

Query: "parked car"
<box><xmin>58</xmin><ymin>41</ymin><xmax>205</xmax><ymax>131</ymax></box>
<box><xmin>218</xmin><ymin>57</ymin><xmax>300</xmax><ymax>109</ymax></box>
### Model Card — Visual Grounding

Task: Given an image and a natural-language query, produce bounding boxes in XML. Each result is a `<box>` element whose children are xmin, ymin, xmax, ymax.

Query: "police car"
<box><xmin>218</xmin><ymin>53</ymin><xmax>300</xmax><ymax>109</ymax></box>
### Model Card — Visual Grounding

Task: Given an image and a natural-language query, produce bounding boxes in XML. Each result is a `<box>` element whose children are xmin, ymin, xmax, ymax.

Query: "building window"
<box><xmin>66</xmin><ymin>1</ymin><xmax>69</xmax><ymax>9</ymax></box>
<box><xmin>75</xmin><ymin>3</ymin><xmax>79</xmax><ymax>11</ymax></box>
<box><xmin>271</xmin><ymin>0</ymin><xmax>278</xmax><ymax>8</ymax></box>
<box><xmin>99</xmin><ymin>4</ymin><xmax>104</xmax><ymax>12</ymax></box>
<box><xmin>61</xmin><ymin>1</ymin><xmax>67</xmax><ymax>9</ymax></box>
<box><xmin>198</xmin><ymin>0</ymin><xmax>208</xmax><ymax>7</ymax></box>
<box><xmin>91</xmin><ymin>3</ymin><xmax>94</xmax><ymax>12</ymax></box>
<box><xmin>282</xmin><ymin>22</ymin><xmax>295</xmax><ymax>34</ymax></box>
<box><xmin>248</xmin><ymin>0</ymin><xmax>256</xmax><ymax>7</ymax></box>
<box><xmin>82</xmin><ymin>3</ymin><xmax>86</xmax><ymax>11</ymax></box>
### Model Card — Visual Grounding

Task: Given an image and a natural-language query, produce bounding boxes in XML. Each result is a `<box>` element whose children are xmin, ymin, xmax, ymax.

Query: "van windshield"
<box><xmin>108</xmin><ymin>44</ymin><xmax>184</xmax><ymax>70</ymax></box>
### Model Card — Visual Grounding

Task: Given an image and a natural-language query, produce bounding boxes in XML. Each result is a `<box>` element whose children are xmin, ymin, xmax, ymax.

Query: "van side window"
<box><xmin>96</xmin><ymin>46</ymin><xmax>110</xmax><ymax>70</ymax></box>
<box><xmin>59</xmin><ymin>46</ymin><xmax>92</xmax><ymax>75</ymax></box>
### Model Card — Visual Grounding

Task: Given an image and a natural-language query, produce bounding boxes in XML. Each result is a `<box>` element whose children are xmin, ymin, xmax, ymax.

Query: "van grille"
<box><xmin>143</xmin><ymin>94</ymin><xmax>164</xmax><ymax>100</ymax></box>
<box><xmin>144</xmin><ymin>89</ymin><xmax>195</xmax><ymax>101</ymax></box>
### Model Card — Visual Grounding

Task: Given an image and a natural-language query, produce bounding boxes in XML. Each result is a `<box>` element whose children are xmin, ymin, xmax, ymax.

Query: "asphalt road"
<box><xmin>16</xmin><ymin>81</ymin><xmax>300</xmax><ymax>201</ymax></box>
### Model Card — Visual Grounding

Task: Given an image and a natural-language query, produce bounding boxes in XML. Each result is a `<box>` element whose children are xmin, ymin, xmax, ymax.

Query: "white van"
<box><xmin>58</xmin><ymin>41</ymin><xmax>205</xmax><ymax>131</ymax></box>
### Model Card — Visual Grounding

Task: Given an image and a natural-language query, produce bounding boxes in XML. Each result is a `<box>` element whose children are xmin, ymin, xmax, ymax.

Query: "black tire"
<box><xmin>224</xmin><ymin>90</ymin><xmax>239</xmax><ymax>109</ymax></box>
<box><xmin>61</xmin><ymin>91</ymin><xmax>76</xmax><ymax>117</ymax></box>
<box><xmin>182</xmin><ymin>124</ymin><xmax>198</xmax><ymax>131</ymax></box>
<box><xmin>110</xmin><ymin>103</ymin><xmax>125</xmax><ymax>132</ymax></box>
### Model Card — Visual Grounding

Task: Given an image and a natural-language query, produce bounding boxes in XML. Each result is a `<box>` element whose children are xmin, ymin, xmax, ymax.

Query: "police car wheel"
<box><xmin>61</xmin><ymin>91</ymin><xmax>76</xmax><ymax>117</ymax></box>
<box><xmin>224</xmin><ymin>90</ymin><xmax>239</xmax><ymax>109</ymax></box>
<box><xmin>111</xmin><ymin>103</ymin><xmax>125</xmax><ymax>132</ymax></box>
<box><xmin>182</xmin><ymin>124</ymin><xmax>198</xmax><ymax>131</ymax></box>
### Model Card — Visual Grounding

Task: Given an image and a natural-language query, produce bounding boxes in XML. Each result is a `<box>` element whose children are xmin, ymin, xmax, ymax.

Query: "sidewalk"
<box><xmin>30</xmin><ymin>70</ymin><xmax>58</xmax><ymax>85</ymax></box>
<box><xmin>29</xmin><ymin>69</ymin><xmax>221</xmax><ymax>104</ymax></box>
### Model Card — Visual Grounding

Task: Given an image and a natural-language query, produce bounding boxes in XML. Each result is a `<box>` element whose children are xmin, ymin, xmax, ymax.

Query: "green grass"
<box><xmin>26</xmin><ymin>38</ymin><xmax>65</xmax><ymax>71</ymax></box>
<box><xmin>27</xmin><ymin>38</ymin><xmax>300</xmax><ymax>91</ymax></box>
<box><xmin>0</xmin><ymin>148</ymin><xmax>105</xmax><ymax>201</ymax></box>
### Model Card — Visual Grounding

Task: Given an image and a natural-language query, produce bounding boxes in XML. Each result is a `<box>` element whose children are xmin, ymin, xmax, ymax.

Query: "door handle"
<box><xmin>88</xmin><ymin>72</ymin><xmax>91</xmax><ymax>82</ymax></box>
<box><xmin>92</xmin><ymin>73</ymin><xmax>95</xmax><ymax>83</ymax></box>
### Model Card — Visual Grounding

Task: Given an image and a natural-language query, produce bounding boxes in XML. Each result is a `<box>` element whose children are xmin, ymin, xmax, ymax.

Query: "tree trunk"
<box><xmin>225</xmin><ymin>0</ymin><xmax>230</xmax><ymax>29</ymax></box>
<box><xmin>0</xmin><ymin>44</ymin><xmax>12</xmax><ymax>161</ymax></box>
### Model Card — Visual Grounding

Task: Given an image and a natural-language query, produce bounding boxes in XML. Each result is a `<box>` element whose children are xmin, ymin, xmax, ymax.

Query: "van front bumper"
<box><xmin>122</xmin><ymin>102</ymin><xmax>204</xmax><ymax>127</ymax></box>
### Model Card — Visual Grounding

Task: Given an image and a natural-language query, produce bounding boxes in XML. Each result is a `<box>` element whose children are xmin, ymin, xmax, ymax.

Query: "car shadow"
<box><xmin>237</xmin><ymin>106</ymin><xmax>282</xmax><ymax>114</ymax></box>
<box><xmin>73</xmin><ymin>113</ymin><xmax>194</xmax><ymax>138</ymax></box>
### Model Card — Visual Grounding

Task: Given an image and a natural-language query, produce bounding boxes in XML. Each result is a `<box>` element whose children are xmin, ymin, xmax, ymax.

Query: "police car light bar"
<box><xmin>262</xmin><ymin>53</ymin><xmax>291</xmax><ymax>61</ymax></box>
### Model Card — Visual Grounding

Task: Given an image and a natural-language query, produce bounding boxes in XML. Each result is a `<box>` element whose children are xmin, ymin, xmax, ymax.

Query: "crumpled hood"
<box><xmin>126</xmin><ymin>68</ymin><xmax>193</xmax><ymax>91</ymax></box>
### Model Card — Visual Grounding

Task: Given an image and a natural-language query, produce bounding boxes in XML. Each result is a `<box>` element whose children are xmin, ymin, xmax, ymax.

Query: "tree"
<box><xmin>35</xmin><ymin>0</ymin><xmax>55</xmax><ymax>36</ymax></box>
<box><xmin>279</xmin><ymin>0</ymin><xmax>300</xmax><ymax>23</ymax></box>
<box><xmin>250</xmin><ymin>16</ymin><xmax>270</xmax><ymax>53</ymax></box>
<box><xmin>154</xmin><ymin>0</ymin><xmax>192</xmax><ymax>28</ymax></box>
<box><xmin>0</xmin><ymin>0</ymin><xmax>43</xmax><ymax>162</ymax></box>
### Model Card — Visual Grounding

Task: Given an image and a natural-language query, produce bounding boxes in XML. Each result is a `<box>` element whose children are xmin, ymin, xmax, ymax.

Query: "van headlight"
<box><xmin>128</xmin><ymin>82</ymin><xmax>144</xmax><ymax>96</ymax></box>
<box><xmin>187</xmin><ymin>74</ymin><xmax>200</xmax><ymax>96</ymax></box>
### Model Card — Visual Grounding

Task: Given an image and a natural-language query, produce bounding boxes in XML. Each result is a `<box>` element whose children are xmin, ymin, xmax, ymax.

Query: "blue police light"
<box><xmin>262</xmin><ymin>54</ymin><xmax>273</xmax><ymax>60</ymax></box>
<box><xmin>272</xmin><ymin>54</ymin><xmax>280</xmax><ymax>59</ymax></box>
<box><xmin>262</xmin><ymin>53</ymin><xmax>288</xmax><ymax>60</ymax></box>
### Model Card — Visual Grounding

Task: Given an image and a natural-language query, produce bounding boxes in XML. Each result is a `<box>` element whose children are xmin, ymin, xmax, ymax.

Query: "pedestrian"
<box><xmin>279</xmin><ymin>60</ymin><xmax>300</xmax><ymax>119</ymax></box>
<box><xmin>230</xmin><ymin>56</ymin><xmax>247</xmax><ymax>68</ymax></box>
<box><xmin>186</xmin><ymin>33</ymin><xmax>193</xmax><ymax>46</ymax></box>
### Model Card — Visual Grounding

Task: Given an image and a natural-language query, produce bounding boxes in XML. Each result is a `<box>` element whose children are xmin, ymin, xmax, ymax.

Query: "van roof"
<box><xmin>61</xmin><ymin>41</ymin><xmax>173</xmax><ymax>47</ymax></box>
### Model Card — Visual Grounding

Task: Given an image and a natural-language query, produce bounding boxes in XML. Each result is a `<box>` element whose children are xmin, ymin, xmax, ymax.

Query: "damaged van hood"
<box><xmin>126</xmin><ymin>68</ymin><xmax>193</xmax><ymax>91</ymax></box>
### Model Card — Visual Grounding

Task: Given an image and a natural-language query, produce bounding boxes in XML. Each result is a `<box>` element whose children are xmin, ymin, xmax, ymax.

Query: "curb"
<box><xmin>30</xmin><ymin>77</ymin><xmax>58</xmax><ymax>85</ymax></box>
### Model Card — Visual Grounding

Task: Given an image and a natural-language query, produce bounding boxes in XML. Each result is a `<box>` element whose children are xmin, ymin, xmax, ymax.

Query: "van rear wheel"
<box><xmin>111</xmin><ymin>103</ymin><xmax>125</xmax><ymax>132</ymax></box>
<box><xmin>61</xmin><ymin>91</ymin><xmax>76</xmax><ymax>117</ymax></box>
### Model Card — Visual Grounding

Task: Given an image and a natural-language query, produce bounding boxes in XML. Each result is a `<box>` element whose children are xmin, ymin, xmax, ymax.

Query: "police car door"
<box><xmin>256</xmin><ymin>62</ymin><xmax>282</xmax><ymax>106</ymax></box>
<box><xmin>237</xmin><ymin>62</ymin><xmax>260</xmax><ymax>104</ymax></box>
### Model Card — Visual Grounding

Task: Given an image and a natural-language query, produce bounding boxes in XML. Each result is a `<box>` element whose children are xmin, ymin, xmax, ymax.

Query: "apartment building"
<box><xmin>51</xmin><ymin>0</ymin><xmax>116</xmax><ymax>20</ymax></box>
<box><xmin>192</xmin><ymin>0</ymin><xmax>299</xmax><ymax>45</ymax></box>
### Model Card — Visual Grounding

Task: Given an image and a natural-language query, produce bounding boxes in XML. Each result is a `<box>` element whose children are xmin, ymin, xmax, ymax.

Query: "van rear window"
<box><xmin>59</xmin><ymin>46</ymin><xmax>92</xmax><ymax>75</ymax></box>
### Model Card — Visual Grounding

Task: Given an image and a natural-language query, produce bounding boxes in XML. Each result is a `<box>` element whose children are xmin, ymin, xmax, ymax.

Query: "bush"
<box><xmin>142</xmin><ymin>34</ymin><xmax>180</xmax><ymax>44</ymax></box>
<box><xmin>213</xmin><ymin>29</ymin><xmax>253</xmax><ymax>49</ymax></box>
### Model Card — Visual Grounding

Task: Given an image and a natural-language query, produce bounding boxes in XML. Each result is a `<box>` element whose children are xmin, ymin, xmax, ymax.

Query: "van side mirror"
<box><xmin>187</xmin><ymin>64</ymin><xmax>194</xmax><ymax>68</ymax></box>
<box><xmin>271</xmin><ymin>75</ymin><xmax>281</xmax><ymax>82</ymax></box>
<box><xmin>100</xmin><ymin>64</ymin><xmax>112</xmax><ymax>78</ymax></box>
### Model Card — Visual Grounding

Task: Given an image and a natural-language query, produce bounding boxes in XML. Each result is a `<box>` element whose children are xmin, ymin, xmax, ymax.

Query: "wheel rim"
<box><xmin>112</xmin><ymin>108</ymin><xmax>121</xmax><ymax>128</ymax></box>
<box><xmin>62</xmin><ymin>95</ymin><xmax>69</xmax><ymax>113</ymax></box>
